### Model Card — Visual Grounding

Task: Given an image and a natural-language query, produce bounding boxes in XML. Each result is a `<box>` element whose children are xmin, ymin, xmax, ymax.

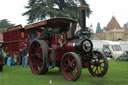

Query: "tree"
<box><xmin>23</xmin><ymin>0</ymin><xmax>92</xmax><ymax>23</ymax></box>
<box><xmin>0</xmin><ymin>19</ymin><xmax>15</xmax><ymax>29</ymax></box>
<box><xmin>96</xmin><ymin>22</ymin><xmax>103</xmax><ymax>33</ymax></box>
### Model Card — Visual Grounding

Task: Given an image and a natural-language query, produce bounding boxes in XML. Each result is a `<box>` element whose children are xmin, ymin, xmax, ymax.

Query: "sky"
<box><xmin>86</xmin><ymin>0</ymin><xmax>128</xmax><ymax>31</ymax></box>
<box><xmin>0</xmin><ymin>0</ymin><xmax>128</xmax><ymax>32</ymax></box>
<box><xmin>0</xmin><ymin>0</ymin><xmax>28</xmax><ymax>26</ymax></box>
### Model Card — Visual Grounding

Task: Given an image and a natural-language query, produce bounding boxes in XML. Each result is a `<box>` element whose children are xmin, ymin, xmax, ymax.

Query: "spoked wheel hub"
<box><xmin>66</xmin><ymin>60</ymin><xmax>76</xmax><ymax>72</ymax></box>
<box><xmin>91</xmin><ymin>59</ymin><xmax>101</xmax><ymax>66</ymax></box>
<box><xmin>61</xmin><ymin>52</ymin><xmax>82</xmax><ymax>81</ymax></box>
<box><xmin>88</xmin><ymin>51</ymin><xmax>108</xmax><ymax>77</ymax></box>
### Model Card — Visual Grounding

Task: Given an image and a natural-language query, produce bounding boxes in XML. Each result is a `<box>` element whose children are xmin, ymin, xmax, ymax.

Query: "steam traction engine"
<box><xmin>28</xmin><ymin>6</ymin><xmax>108</xmax><ymax>81</ymax></box>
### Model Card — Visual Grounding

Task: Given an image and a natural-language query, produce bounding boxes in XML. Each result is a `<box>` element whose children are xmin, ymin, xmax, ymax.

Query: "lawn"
<box><xmin>0</xmin><ymin>60</ymin><xmax>128</xmax><ymax>85</ymax></box>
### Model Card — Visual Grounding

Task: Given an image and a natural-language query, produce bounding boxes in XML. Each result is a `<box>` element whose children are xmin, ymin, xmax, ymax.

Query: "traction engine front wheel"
<box><xmin>88</xmin><ymin>51</ymin><xmax>108</xmax><ymax>77</ymax></box>
<box><xmin>61</xmin><ymin>52</ymin><xmax>82</xmax><ymax>81</ymax></box>
<box><xmin>29</xmin><ymin>40</ymin><xmax>48</xmax><ymax>75</ymax></box>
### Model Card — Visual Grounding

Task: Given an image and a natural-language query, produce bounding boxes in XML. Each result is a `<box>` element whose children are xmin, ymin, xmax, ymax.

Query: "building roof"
<box><xmin>96</xmin><ymin>33</ymin><xmax>104</xmax><ymax>40</ymax></box>
<box><xmin>106</xmin><ymin>16</ymin><xmax>121</xmax><ymax>30</ymax></box>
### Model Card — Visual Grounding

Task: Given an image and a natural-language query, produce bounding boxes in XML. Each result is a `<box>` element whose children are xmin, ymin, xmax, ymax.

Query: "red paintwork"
<box><xmin>3</xmin><ymin>18</ymin><xmax>77</xmax><ymax>62</ymax></box>
<box><xmin>48</xmin><ymin>32</ymin><xmax>91</xmax><ymax>68</ymax></box>
<box><xmin>3</xmin><ymin>26</ymin><xmax>26</xmax><ymax>53</ymax></box>
<box><xmin>7</xmin><ymin>25</ymin><xmax>22</xmax><ymax>31</ymax></box>
<box><xmin>3</xmin><ymin>25</ymin><xmax>43</xmax><ymax>56</ymax></box>
<box><xmin>64</xmin><ymin>40</ymin><xmax>76</xmax><ymax>52</ymax></box>
<box><xmin>3</xmin><ymin>18</ymin><xmax>85</xmax><ymax>64</ymax></box>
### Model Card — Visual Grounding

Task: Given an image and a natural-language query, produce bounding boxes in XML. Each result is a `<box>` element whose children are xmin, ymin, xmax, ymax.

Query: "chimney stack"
<box><xmin>78</xmin><ymin>5</ymin><xmax>88</xmax><ymax>32</ymax></box>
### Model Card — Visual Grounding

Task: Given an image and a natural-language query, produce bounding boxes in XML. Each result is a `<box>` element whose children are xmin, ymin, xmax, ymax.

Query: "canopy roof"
<box><xmin>24</xmin><ymin>18</ymin><xmax>77</xmax><ymax>30</ymax></box>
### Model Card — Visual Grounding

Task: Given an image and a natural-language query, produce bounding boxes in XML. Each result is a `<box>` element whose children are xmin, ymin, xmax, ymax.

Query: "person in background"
<box><xmin>22</xmin><ymin>44</ymin><xmax>28</xmax><ymax>67</ymax></box>
<box><xmin>6</xmin><ymin>54</ymin><xmax>15</xmax><ymax>66</ymax></box>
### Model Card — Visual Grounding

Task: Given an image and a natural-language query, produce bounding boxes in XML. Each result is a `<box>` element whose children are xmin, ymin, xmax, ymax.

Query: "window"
<box><xmin>111</xmin><ymin>45</ymin><xmax>122</xmax><ymax>51</ymax></box>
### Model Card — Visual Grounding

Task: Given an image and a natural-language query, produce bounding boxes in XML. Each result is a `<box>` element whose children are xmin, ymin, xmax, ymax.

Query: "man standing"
<box><xmin>22</xmin><ymin>44</ymin><xmax>28</xmax><ymax>67</ymax></box>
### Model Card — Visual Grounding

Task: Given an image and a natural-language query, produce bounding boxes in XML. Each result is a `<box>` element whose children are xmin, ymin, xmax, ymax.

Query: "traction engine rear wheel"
<box><xmin>61</xmin><ymin>52</ymin><xmax>82</xmax><ymax>81</ymax></box>
<box><xmin>29</xmin><ymin>40</ymin><xmax>48</xmax><ymax>74</ymax></box>
<box><xmin>88</xmin><ymin>51</ymin><xmax>108</xmax><ymax>77</ymax></box>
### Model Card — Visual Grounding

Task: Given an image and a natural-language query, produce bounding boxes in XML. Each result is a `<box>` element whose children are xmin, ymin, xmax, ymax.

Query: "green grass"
<box><xmin>0</xmin><ymin>60</ymin><xmax>128</xmax><ymax>85</ymax></box>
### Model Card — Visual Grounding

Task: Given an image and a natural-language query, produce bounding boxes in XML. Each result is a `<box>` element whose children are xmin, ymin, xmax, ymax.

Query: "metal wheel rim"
<box><xmin>29</xmin><ymin>41</ymin><xmax>44</xmax><ymax>74</ymax></box>
<box><xmin>61</xmin><ymin>53</ymin><xmax>80</xmax><ymax>80</ymax></box>
<box><xmin>89</xmin><ymin>51</ymin><xmax>108</xmax><ymax>76</ymax></box>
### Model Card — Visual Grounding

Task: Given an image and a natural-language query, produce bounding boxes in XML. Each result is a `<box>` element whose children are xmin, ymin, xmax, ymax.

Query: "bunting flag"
<box><xmin>89</xmin><ymin>24</ymin><xmax>94</xmax><ymax>33</ymax></box>
<box><xmin>75</xmin><ymin>23</ymin><xmax>81</xmax><ymax>33</ymax></box>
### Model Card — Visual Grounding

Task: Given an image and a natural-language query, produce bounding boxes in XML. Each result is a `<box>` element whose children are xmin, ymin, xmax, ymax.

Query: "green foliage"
<box><xmin>96</xmin><ymin>22</ymin><xmax>103</xmax><ymax>33</ymax></box>
<box><xmin>0</xmin><ymin>19</ymin><xmax>15</xmax><ymax>29</ymax></box>
<box><xmin>0</xmin><ymin>60</ymin><xmax>128</xmax><ymax>85</ymax></box>
<box><xmin>23</xmin><ymin>0</ymin><xmax>92</xmax><ymax>23</ymax></box>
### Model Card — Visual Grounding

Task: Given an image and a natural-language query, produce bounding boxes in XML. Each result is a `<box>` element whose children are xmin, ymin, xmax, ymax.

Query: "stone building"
<box><xmin>104</xmin><ymin>16</ymin><xmax>125</xmax><ymax>40</ymax></box>
<box><xmin>92</xmin><ymin>16</ymin><xmax>128</xmax><ymax>40</ymax></box>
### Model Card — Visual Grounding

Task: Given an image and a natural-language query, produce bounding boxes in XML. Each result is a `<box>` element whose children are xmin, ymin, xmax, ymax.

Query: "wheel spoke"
<box><xmin>36</xmin><ymin>45</ymin><xmax>42</xmax><ymax>53</ymax></box>
<box><xmin>100</xmin><ymin>61</ymin><xmax>104</xmax><ymax>64</ymax></box>
<box><xmin>99</xmin><ymin>66</ymin><xmax>103</xmax><ymax>72</ymax></box>
<box><xmin>35</xmin><ymin>47</ymin><xmax>39</xmax><ymax>53</ymax></box>
<box><xmin>38</xmin><ymin>59</ymin><xmax>43</xmax><ymax>67</ymax></box>
<box><xmin>33</xmin><ymin>61</ymin><xmax>38</xmax><ymax>70</ymax></box>
<box><xmin>99</xmin><ymin>59</ymin><xmax>104</xmax><ymax>61</ymax></box>
<box><xmin>70</xmin><ymin>70</ymin><xmax>76</xmax><ymax>80</ymax></box>
<box><xmin>69</xmin><ymin>59</ymin><xmax>75</xmax><ymax>67</ymax></box>
<box><xmin>31</xmin><ymin>44</ymin><xmax>36</xmax><ymax>51</ymax></box>
<box><xmin>67</xmin><ymin>56</ymin><xmax>70</xmax><ymax>64</ymax></box>
<box><xmin>100</xmin><ymin>65</ymin><xmax>104</xmax><ymax>69</ymax></box>
<box><xmin>96</xmin><ymin>67</ymin><xmax>99</xmax><ymax>74</ymax></box>
<box><xmin>70</xmin><ymin>71</ymin><xmax>75</xmax><ymax>79</ymax></box>
<box><xmin>91</xmin><ymin>65</ymin><xmax>95</xmax><ymax>70</ymax></box>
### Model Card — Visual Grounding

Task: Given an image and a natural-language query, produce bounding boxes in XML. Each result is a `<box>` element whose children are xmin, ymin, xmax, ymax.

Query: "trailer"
<box><xmin>2</xmin><ymin>24</ymin><xmax>43</xmax><ymax>64</ymax></box>
<box><xmin>2</xmin><ymin>25</ymin><xmax>26</xmax><ymax>64</ymax></box>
